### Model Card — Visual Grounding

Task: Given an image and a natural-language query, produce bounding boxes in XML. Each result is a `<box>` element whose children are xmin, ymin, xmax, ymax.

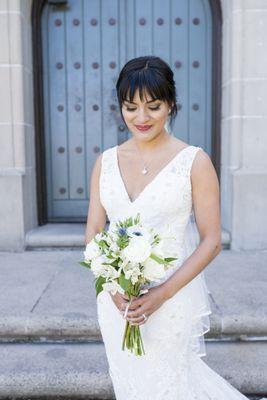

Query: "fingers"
<box><xmin>126</xmin><ymin>306</ymin><xmax>146</xmax><ymax>319</ymax></box>
<box><xmin>121</xmin><ymin>293</ymin><xmax>138</xmax><ymax>301</ymax></box>
<box><xmin>127</xmin><ymin>311</ymin><xmax>149</xmax><ymax>326</ymax></box>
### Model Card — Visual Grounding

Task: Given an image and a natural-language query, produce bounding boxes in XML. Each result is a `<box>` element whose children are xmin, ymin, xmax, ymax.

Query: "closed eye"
<box><xmin>126</xmin><ymin>106</ymin><xmax>161</xmax><ymax>112</ymax></box>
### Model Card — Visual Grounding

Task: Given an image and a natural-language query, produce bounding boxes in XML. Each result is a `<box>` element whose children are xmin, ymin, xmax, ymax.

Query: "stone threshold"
<box><xmin>25</xmin><ymin>222</ymin><xmax>231</xmax><ymax>249</ymax></box>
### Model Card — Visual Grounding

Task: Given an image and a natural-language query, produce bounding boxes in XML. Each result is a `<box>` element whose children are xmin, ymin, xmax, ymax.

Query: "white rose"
<box><xmin>84</xmin><ymin>239</ymin><xmax>102</xmax><ymax>262</ymax></box>
<box><xmin>153</xmin><ymin>239</ymin><xmax>177</xmax><ymax>257</ymax></box>
<box><xmin>122</xmin><ymin>236</ymin><xmax>151</xmax><ymax>263</ymax></box>
<box><xmin>143</xmin><ymin>257</ymin><xmax>166</xmax><ymax>282</ymax></box>
<box><xmin>102</xmin><ymin>280</ymin><xmax>125</xmax><ymax>296</ymax></box>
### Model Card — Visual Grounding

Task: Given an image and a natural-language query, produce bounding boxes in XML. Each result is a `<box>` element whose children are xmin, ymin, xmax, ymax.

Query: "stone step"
<box><xmin>25</xmin><ymin>222</ymin><xmax>231</xmax><ymax>249</ymax></box>
<box><xmin>0</xmin><ymin>341</ymin><xmax>266</xmax><ymax>398</ymax></box>
<box><xmin>0</xmin><ymin>249</ymin><xmax>266</xmax><ymax>344</ymax></box>
<box><xmin>0</xmin><ymin>312</ymin><xmax>266</xmax><ymax>344</ymax></box>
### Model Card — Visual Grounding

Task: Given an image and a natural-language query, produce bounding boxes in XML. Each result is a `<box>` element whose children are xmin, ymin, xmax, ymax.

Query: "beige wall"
<box><xmin>0</xmin><ymin>0</ymin><xmax>36</xmax><ymax>250</ymax></box>
<box><xmin>0</xmin><ymin>0</ymin><xmax>266</xmax><ymax>250</ymax></box>
<box><xmin>220</xmin><ymin>0</ymin><xmax>267</xmax><ymax>249</ymax></box>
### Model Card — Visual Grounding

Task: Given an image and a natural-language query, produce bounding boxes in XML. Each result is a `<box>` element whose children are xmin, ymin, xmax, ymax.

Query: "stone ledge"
<box><xmin>0</xmin><ymin>311</ymin><xmax>266</xmax><ymax>344</ymax></box>
<box><xmin>0</xmin><ymin>341</ymin><xmax>266</xmax><ymax>398</ymax></box>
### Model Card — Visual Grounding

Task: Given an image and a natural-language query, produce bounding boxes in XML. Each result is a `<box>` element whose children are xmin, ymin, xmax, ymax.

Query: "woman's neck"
<box><xmin>131</xmin><ymin>130</ymin><xmax>171</xmax><ymax>153</ymax></box>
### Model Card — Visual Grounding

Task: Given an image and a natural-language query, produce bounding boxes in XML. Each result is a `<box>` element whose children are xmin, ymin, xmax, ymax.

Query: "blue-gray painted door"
<box><xmin>41</xmin><ymin>0</ymin><xmax>212</xmax><ymax>221</ymax></box>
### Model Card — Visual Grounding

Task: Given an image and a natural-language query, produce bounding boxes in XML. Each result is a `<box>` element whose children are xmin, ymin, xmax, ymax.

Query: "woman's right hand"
<box><xmin>110</xmin><ymin>291</ymin><xmax>137</xmax><ymax>317</ymax></box>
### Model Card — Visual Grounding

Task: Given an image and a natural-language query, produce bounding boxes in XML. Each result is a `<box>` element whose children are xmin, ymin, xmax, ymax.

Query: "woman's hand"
<box><xmin>122</xmin><ymin>285</ymin><xmax>167</xmax><ymax>326</ymax></box>
<box><xmin>110</xmin><ymin>291</ymin><xmax>138</xmax><ymax>314</ymax></box>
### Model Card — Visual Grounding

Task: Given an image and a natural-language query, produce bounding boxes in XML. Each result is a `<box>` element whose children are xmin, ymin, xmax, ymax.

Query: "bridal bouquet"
<box><xmin>80</xmin><ymin>212</ymin><xmax>181</xmax><ymax>356</ymax></box>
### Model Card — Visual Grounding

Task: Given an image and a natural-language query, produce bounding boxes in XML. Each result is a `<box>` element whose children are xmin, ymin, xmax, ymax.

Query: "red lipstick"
<box><xmin>135</xmin><ymin>125</ymin><xmax>152</xmax><ymax>132</ymax></box>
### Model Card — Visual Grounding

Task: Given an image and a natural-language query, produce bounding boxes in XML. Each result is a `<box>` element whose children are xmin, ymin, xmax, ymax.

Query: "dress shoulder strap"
<box><xmin>99</xmin><ymin>145</ymin><xmax>117</xmax><ymax>191</ymax></box>
<box><xmin>100</xmin><ymin>146</ymin><xmax>116</xmax><ymax>173</ymax></box>
<box><xmin>174</xmin><ymin>145</ymin><xmax>202</xmax><ymax>176</ymax></box>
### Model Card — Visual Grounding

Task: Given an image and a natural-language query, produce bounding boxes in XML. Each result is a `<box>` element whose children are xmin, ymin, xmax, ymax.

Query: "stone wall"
<box><xmin>0</xmin><ymin>0</ymin><xmax>36</xmax><ymax>251</ymax></box>
<box><xmin>220</xmin><ymin>0</ymin><xmax>267</xmax><ymax>249</ymax></box>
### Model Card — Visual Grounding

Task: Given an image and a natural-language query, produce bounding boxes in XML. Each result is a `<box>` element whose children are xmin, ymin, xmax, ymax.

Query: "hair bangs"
<box><xmin>119</xmin><ymin>69</ymin><xmax>168</xmax><ymax>106</ymax></box>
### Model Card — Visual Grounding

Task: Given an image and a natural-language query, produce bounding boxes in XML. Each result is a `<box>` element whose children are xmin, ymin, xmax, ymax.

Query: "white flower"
<box><xmin>91</xmin><ymin>255</ymin><xmax>119</xmax><ymax>280</ymax></box>
<box><xmin>143</xmin><ymin>257</ymin><xmax>166</xmax><ymax>282</ymax></box>
<box><xmin>126</xmin><ymin>224</ymin><xmax>153</xmax><ymax>241</ymax></box>
<box><xmin>102</xmin><ymin>280</ymin><xmax>125</xmax><ymax>296</ymax></box>
<box><xmin>84</xmin><ymin>239</ymin><xmax>102</xmax><ymax>262</ymax></box>
<box><xmin>122</xmin><ymin>236</ymin><xmax>151</xmax><ymax>263</ymax></box>
<box><xmin>90</xmin><ymin>255</ymin><xmax>108</xmax><ymax>277</ymax></box>
<box><xmin>123</xmin><ymin>262</ymin><xmax>141</xmax><ymax>284</ymax></box>
<box><xmin>109</xmin><ymin>241</ymin><xmax>119</xmax><ymax>253</ymax></box>
<box><xmin>130</xmin><ymin>267</ymin><xmax>141</xmax><ymax>284</ymax></box>
<box><xmin>95</xmin><ymin>232</ymin><xmax>105</xmax><ymax>241</ymax></box>
<box><xmin>153</xmin><ymin>224</ymin><xmax>181</xmax><ymax>260</ymax></box>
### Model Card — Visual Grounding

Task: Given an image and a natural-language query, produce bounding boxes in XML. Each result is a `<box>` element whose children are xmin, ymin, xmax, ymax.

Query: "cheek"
<box><xmin>153</xmin><ymin>110</ymin><xmax>168</xmax><ymax>123</ymax></box>
<box><xmin>122</xmin><ymin>111</ymin><xmax>135</xmax><ymax>122</ymax></box>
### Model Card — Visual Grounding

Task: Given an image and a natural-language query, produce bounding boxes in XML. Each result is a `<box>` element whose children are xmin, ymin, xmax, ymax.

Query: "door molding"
<box><xmin>32</xmin><ymin>0</ymin><xmax>47</xmax><ymax>225</ymax></box>
<box><xmin>32</xmin><ymin>0</ymin><xmax>222</xmax><ymax>225</ymax></box>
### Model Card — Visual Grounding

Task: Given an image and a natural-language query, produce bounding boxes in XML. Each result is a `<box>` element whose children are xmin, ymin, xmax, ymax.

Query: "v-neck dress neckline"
<box><xmin>114</xmin><ymin>144</ymin><xmax>192</xmax><ymax>205</ymax></box>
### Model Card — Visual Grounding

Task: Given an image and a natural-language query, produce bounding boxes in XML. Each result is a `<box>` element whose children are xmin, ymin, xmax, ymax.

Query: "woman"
<box><xmin>85</xmin><ymin>56</ymin><xmax>258</xmax><ymax>399</ymax></box>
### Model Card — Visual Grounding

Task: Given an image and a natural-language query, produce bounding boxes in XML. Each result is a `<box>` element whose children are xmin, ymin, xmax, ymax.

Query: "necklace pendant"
<box><xmin>142</xmin><ymin>166</ymin><xmax>148</xmax><ymax>175</ymax></box>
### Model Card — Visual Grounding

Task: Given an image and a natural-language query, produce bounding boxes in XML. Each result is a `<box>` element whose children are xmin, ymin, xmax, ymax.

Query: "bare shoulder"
<box><xmin>194</xmin><ymin>147</ymin><xmax>212</xmax><ymax>165</ymax></box>
<box><xmin>91</xmin><ymin>152</ymin><xmax>104</xmax><ymax>178</ymax></box>
<box><xmin>192</xmin><ymin>147</ymin><xmax>219</xmax><ymax>185</ymax></box>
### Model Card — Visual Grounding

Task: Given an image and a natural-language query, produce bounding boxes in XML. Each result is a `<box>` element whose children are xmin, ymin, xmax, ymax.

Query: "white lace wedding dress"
<box><xmin>96</xmin><ymin>144</ymin><xmax>263</xmax><ymax>399</ymax></box>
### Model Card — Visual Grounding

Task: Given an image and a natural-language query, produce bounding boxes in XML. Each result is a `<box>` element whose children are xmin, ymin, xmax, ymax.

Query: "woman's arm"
<box><xmin>161</xmin><ymin>149</ymin><xmax>222</xmax><ymax>300</ymax></box>
<box><xmin>84</xmin><ymin>153</ymin><xmax>107</xmax><ymax>245</ymax></box>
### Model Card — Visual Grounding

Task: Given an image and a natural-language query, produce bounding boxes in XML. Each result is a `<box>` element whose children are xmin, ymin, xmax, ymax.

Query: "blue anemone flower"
<box><xmin>118</xmin><ymin>227</ymin><xmax>127</xmax><ymax>236</ymax></box>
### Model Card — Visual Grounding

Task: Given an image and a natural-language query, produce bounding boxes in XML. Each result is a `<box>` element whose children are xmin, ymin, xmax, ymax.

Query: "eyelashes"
<box><xmin>125</xmin><ymin>106</ymin><xmax>161</xmax><ymax>112</ymax></box>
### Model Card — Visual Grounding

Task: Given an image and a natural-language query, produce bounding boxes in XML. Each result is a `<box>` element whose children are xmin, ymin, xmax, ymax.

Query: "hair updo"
<box><xmin>116</xmin><ymin>56</ymin><xmax>178</xmax><ymax>131</ymax></box>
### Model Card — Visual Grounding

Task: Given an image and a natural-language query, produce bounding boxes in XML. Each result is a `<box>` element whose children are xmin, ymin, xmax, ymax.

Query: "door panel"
<box><xmin>41</xmin><ymin>0</ymin><xmax>212</xmax><ymax>221</ymax></box>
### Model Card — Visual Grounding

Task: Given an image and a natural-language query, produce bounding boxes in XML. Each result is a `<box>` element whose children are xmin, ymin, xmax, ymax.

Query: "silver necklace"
<box><xmin>134</xmin><ymin>143</ymin><xmax>152</xmax><ymax>175</ymax></box>
<box><xmin>134</xmin><ymin>136</ymin><xmax>171</xmax><ymax>175</ymax></box>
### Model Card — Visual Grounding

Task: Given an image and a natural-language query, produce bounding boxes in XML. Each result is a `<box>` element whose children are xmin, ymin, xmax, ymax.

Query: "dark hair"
<box><xmin>116</xmin><ymin>56</ymin><xmax>178</xmax><ymax>131</ymax></box>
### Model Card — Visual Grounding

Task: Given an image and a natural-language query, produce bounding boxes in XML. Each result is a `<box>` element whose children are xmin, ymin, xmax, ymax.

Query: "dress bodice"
<box><xmin>99</xmin><ymin>144</ymin><xmax>202</xmax><ymax>250</ymax></box>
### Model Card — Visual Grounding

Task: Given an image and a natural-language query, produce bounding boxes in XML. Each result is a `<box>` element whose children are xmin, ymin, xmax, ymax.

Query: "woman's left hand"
<box><xmin>121</xmin><ymin>285</ymin><xmax>167</xmax><ymax>326</ymax></box>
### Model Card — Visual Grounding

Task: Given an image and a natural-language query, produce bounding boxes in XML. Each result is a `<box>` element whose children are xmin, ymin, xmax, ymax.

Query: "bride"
<box><xmin>85</xmin><ymin>56</ymin><xmax>260</xmax><ymax>399</ymax></box>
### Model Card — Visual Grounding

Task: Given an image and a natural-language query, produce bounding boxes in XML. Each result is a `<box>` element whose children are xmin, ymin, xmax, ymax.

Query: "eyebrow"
<box><xmin>123</xmin><ymin>99</ymin><xmax>160</xmax><ymax>105</ymax></box>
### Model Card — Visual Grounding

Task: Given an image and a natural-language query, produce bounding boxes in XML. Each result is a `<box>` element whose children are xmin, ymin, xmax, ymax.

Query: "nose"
<box><xmin>135</xmin><ymin>108</ymin><xmax>150</xmax><ymax>124</ymax></box>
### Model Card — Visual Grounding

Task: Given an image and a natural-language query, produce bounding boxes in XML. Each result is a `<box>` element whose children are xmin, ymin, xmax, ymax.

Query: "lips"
<box><xmin>135</xmin><ymin>125</ymin><xmax>152</xmax><ymax>131</ymax></box>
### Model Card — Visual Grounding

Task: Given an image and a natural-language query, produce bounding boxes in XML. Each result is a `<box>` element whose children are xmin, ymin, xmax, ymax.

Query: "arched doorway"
<box><xmin>32</xmin><ymin>0</ymin><xmax>222</xmax><ymax>224</ymax></box>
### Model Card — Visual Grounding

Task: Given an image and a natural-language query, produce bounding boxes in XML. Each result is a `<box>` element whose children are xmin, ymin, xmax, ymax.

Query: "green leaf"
<box><xmin>134</xmin><ymin>212</ymin><xmax>141</xmax><ymax>224</ymax></box>
<box><xmin>150</xmin><ymin>253</ymin><xmax>166</xmax><ymax>264</ymax></box>
<box><xmin>164</xmin><ymin>257</ymin><xmax>178</xmax><ymax>262</ymax></box>
<box><xmin>79</xmin><ymin>261</ymin><xmax>91</xmax><ymax>269</ymax></box>
<box><xmin>95</xmin><ymin>276</ymin><xmax>106</xmax><ymax>297</ymax></box>
<box><xmin>119</xmin><ymin>273</ymin><xmax>132</xmax><ymax>292</ymax></box>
